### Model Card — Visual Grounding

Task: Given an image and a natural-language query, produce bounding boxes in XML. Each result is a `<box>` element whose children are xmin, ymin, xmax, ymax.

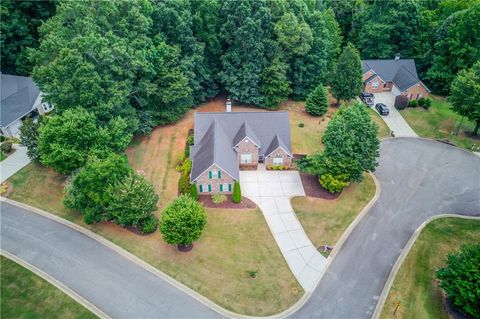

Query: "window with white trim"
<box><xmin>372</xmin><ymin>80</ymin><xmax>379</xmax><ymax>89</ymax></box>
<box><xmin>211</xmin><ymin>169</ymin><xmax>218</xmax><ymax>179</ymax></box>
<box><xmin>273</xmin><ymin>157</ymin><xmax>283</xmax><ymax>166</ymax></box>
<box><xmin>220</xmin><ymin>183</ymin><xmax>230</xmax><ymax>192</ymax></box>
<box><xmin>199</xmin><ymin>184</ymin><xmax>210</xmax><ymax>193</ymax></box>
<box><xmin>241</xmin><ymin>153</ymin><xmax>252</xmax><ymax>164</ymax></box>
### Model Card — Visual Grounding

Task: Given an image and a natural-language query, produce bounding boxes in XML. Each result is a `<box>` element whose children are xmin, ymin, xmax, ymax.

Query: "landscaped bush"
<box><xmin>408</xmin><ymin>99</ymin><xmax>418</xmax><ymax>108</ymax></box>
<box><xmin>159</xmin><ymin>194</ymin><xmax>207</xmax><ymax>250</ymax></box>
<box><xmin>394</xmin><ymin>95</ymin><xmax>409</xmax><ymax>110</ymax></box>
<box><xmin>319</xmin><ymin>173</ymin><xmax>350</xmax><ymax>193</ymax></box>
<box><xmin>105</xmin><ymin>173</ymin><xmax>159</xmax><ymax>234</ymax></box>
<box><xmin>298</xmin><ymin>122</ymin><xmax>304</xmax><ymax>128</ymax></box>
<box><xmin>305</xmin><ymin>84</ymin><xmax>329</xmax><ymax>116</ymax></box>
<box><xmin>418</xmin><ymin>97</ymin><xmax>426</xmax><ymax>107</ymax></box>
<box><xmin>424</xmin><ymin>98</ymin><xmax>432</xmax><ymax>109</ymax></box>
<box><xmin>232</xmin><ymin>181</ymin><xmax>241</xmax><ymax>203</ymax></box>
<box><xmin>184</xmin><ymin>133</ymin><xmax>194</xmax><ymax>157</ymax></box>
<box><xmin>211</xmin><ymin>194</ymin><xmax>227</xmax><ymax>204</ymax></box>
<box><xmin>0</xmin><ymin>135</ymin><xmax>5</xmax><ymax>142</ymax></box>
<box><xmin>436</xmin><ymin>244</ymin><xmax>480</xmax><ymax>318</ymax></box>
<box><xmin>177</xmin><ymin>158</ymin><xmax>192</xmax><ymax>195</ymax></box>
<box><xmin>190</xmin><ymin>183</ymin><xmax>199</xmax><ymax>200</ymax></box>
<box><xmin>141</xmin><ymin>216</ymin><xmax>158</xmax><ymax>234</ymax></box>
<box><xmin>1</xmin><ymin>141</ymin><xmax>13</xmax><ymax>153</ymax></box>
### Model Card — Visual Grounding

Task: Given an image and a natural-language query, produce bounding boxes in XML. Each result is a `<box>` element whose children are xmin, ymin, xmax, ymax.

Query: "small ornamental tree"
<box><xmin>19</xmin><ymin>117</ymin><xmax>41</xmax><ymax>161</ymax></box>
<box><xmin>159</xmin><ymin>195</ymin><xmax>207</xmax><ymax>250</ymax></box>
<box><xmin>436</xmin><ymin>244</ymin><xmax>480</xmax><ymax>318</ymax></box>
<box><xmin>305</xmin><ymin>84</ymin><xmax>329</xmax><ymax>116</ymax></box>
<box><xmin>232</xmin><ymin>181</ymin><xmax>241</xmax><ymax>203</ymax></box>
<box><xmin>105</xmin><ymin>173</ymin><xmax>159</xmax><ymax>234</ymax></box>
<box><xmin>394</xmin><ymin>95</ymin><xmax>409</xmax><ymax>110</ymax></box>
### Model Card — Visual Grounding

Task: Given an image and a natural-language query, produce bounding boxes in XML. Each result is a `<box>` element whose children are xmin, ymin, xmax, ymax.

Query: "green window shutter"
<box><xmin>228</xmin><ymin>184</ymin><xmax>231</xmax><ymax>192</ymax></box>
<box><xmin>208</xmin><ymin>184</ymin><xmax>211</xmax><ymax>192</ymax></box>
<box><xmin>220</xmin><ymin>184</ymin><xmax>223</xmax><ymax>192</ymax></box>
<box><xmin>208</xmin><ymin>171</ymin><xmax>212</xmax><ymax>179</ymax></box>
<box><xmin>218</xmin><ymin>170</ymin><xmax>221</xmax><ymax>178</ymax></box>
<box><xmin>199</xmin><ymin>185</ymin><xmax>203</xmax><ymax>192</ymax></box>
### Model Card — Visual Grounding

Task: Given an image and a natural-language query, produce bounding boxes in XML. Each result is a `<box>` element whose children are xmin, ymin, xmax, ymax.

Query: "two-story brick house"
<box><xmin>190</xmin><ymin>111</ymin><xmax>292</xmax><ymax>194</ymax></box>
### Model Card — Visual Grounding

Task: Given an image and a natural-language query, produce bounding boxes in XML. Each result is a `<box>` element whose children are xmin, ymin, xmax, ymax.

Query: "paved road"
<box><xmin>0</xmin><ymin>145</ymin><xmax>30</xmax><ymax>182</ymax></box>
<box><xmin>372</xmin><ymin>92</ymin><xmax>417</xmax><ymax>137</ymax></box>
<box><xmin>0</xmin><ymin>201</ymin><xmax>221</xmax><ymax>319</ymax></box>
<box><xmin>292</xmin><ymin>138</ymin><xmax>480</xmax><ymax>319</ymax></box>
<box><xmin>240</xmin><ymin>170</ymin><xmax>325</xmax><ymax>292</ymax></box>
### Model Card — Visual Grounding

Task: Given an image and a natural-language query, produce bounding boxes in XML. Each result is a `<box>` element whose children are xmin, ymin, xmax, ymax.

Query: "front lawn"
<box><xmin>400</xmin><ymin>96</ymin><xmax>480</xmax><ymax>150</ymax></box>
<box><xmin>292</xmin><ymin>173</ymin><xmax>376</xmax><ymax>248</ymax></box>
<box><xmin>1</xmin><ymin>256</ymin><xmax>97</xmax><ymax>319</ymax></box>
<box><xmin>380</xmin><ymin>217</ymin><xmax>480</xmax><ymax>319</ymax></box>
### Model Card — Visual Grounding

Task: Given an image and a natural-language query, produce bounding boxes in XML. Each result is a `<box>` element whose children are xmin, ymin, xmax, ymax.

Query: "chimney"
<box><xmin>395</xmin><ymin>53</ymin><xmax>401</xmax><ymax>60</ymax></box>
<box><xmin>226</xmin><ymin>98</ymin><xmax>232</xmax><ymax>112</ymax></box>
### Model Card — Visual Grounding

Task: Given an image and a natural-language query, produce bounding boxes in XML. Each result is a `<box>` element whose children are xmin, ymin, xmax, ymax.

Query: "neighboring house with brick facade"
<box><xmin>362</xmin><ymin>58</ymin><xmax>430</xmax><ymax>100</ymax></box>
<box><xmin>190</xmin><ymin>111</ymin><xmax>292</xmax><ymax>194</ymax></box>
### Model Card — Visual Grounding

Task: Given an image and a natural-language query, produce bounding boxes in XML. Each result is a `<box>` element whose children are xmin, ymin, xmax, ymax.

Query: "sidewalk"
<box><xmin>1</xmin><ymin>145</ymin><xmax>31</xmax><ymax>182</ymax></box>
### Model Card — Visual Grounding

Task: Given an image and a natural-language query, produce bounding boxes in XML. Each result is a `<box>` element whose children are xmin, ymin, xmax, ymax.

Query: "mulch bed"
<box><xmin>299</xmin><ymin>172</ymin><xmax>341</xmax><ymax>200</ymax></box>
<box><xmin>198</xmin><ymin>195</ymin><xmax>257</xmax><ymax>209</ymax></box>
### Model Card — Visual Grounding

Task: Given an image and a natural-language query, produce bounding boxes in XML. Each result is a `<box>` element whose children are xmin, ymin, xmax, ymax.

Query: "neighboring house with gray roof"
<box><xmin>190</xmin><ymin>111</ymin><xmax>292</xmax><ymax>194</ymax></box>
<box><xmin>362</xmin><ymin>57</ymin><xmax>430</xmax><ymax>100</ymax></box>
<box><xmin>1</xmin><ymin>73</ymin><xmax>53</xmax><ymax>137</ymax></box>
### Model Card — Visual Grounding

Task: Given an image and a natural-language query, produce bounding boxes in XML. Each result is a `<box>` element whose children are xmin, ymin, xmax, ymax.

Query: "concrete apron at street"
<box><xmin>240</xmin><ymin>170</ymin><xmax>325</xmax><ymax>292</ymax></box>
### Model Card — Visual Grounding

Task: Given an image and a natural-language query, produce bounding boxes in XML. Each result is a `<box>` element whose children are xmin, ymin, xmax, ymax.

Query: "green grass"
<box><xmin>368</xmin><ymin>107</ymin><xmax>391</xmax><ymax>138</ymax></box>
<box><xmin>380</xmin><ymin>217</ymin><xmax>480</xmax><ymax>319</ymax></box>
<box><xmin>1</xmin><ymin>256</ymin><xmax>97</xmax><ymax>319</ymax></box>
<box><xmin>6</xmin><ymin>164</ymin><xmax>303</xmax><ymax>316</ymax></box>
<box><xmin>0</xmin><ymin>151</ymin><xmax>6</xmax><ymax>161</ymax></box>
<box><xmin>400</xmin><ymin>96</ymin><xmax>480</xmax><ymax>150</ymax></box>
<box><xmin>292</xmin><ymin>173</ymin><xmax>376</xmax><ymax>247</ymax></box>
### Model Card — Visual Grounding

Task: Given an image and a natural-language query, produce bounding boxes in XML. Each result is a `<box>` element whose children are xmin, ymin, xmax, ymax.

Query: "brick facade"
<box><xmin>235</xmin><ymin>138</ymin><xmax>259</xmax><ymax>168</ymax></box>
<box><xmin>265</xmin><ymin>147</ymin><xmax>292</xmax><ymax>168</ymax></box>
<box><xmin>363</xmin><ymin>75</ymin><xmax>385</xmax><ymax>93</ymax></box>
<box><xmin>194</xmin><ymin>164</ymin><xmax>235</xmax><ymax>195</ymax></box>
<box><xmin>403</xmin><ymin>83</ymin><xmax>429</xmax><ymax>100</ymax></box>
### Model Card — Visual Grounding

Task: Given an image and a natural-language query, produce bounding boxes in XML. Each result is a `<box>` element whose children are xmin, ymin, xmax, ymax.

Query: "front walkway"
<box><xmin>372</xmin><ymin>92</ymin><xmax>418</xmax><ymax>137</ymax></box>
<box><xmin>240</xmin><ymin>170</ymin><xmax>326</xmax><ymax>292</ymax></box>
<box><xmin>0</xmin><ymin>145</ymin><xmax>31</xmax><ymax>183</ymax></box>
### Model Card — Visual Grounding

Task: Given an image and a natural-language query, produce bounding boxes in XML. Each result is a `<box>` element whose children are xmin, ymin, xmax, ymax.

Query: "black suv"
<box><xmin>375</xmin><ymin>103</ymin><xmax>389</xmax><ymax>116</ymax></box>
<box><xmin>360</xmin><ymin>92</ymin><xmax>374</xmax><ymax>106</ymax></box>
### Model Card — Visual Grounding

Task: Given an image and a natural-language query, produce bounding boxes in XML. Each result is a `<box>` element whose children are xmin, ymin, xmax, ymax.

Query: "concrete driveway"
<box><xmin>240</xmin><ymin>170</ymin><xmax>326</xmax><ymax>292</ymax></box>
<box><xmin>0</xmin><ymin>145</ymin><xmax>31</xmax><ymax>182</ymax></box>
<box><xmin>372</xmin><ymin>92</ymin><xmax>417</xmax><ymax>137</ymax></box>
<box><xmin>292</xmin><ymin>138</ymin><xmax>480</xmax><ymax>319</ymax></box>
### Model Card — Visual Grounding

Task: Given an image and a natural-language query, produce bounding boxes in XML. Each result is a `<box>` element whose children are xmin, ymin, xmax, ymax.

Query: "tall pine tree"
<box><xmin>331</xmin><ymin>43</ymin><xmax>362</xmax><ymax>103</ymax></box>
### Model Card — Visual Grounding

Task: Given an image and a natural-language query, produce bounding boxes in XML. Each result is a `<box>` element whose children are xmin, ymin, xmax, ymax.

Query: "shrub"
<box><xmin>105</xmin><ymin>173</ymin><xmax>159</xmax><ymax>231</ymax></box>
<box><xmin>424</xmin><ymin>98</ymin><xmax>432</xmax><ymax>109</ymax></box>
<box><xmin>232</xmin><ymin>181</ymin><xmax>241</xmax><ymax>203</ymax></box>
<box><xmin>298</xmin><ymin>122</ymin><xmax>304</xmax><ymax>128</ymax></box>
<box><xmin>184</xmin><ymin>133</ymin><xmax>194</xmax><ymax>157</ymax></box>
<box><xmin>141</xmin><ymin>216</ymin><xmax>158</xmax><ymax>234</ymax></box>
<box><xmin>0</xmin><ymin>135</ymin><xmax>5</xmax><ymax>142</ymax></box>
<box><xmin>436</xmin><ymin>244</ymin><xmax>480</xmax><ymax>318</ymax></box>
<box><xmin>190</xmin><ymin>183</ymin><xmax>199</xmax><ymax>200</ymax></box>
<box><xmin>177</xmin><ymin>158</ymin><xmax>192</xmax><ymax>195</ymax></box>
<box><xmin>418</xmin><ymin>97</ymin><xmax>426</xmax><ymax>107</ymax></box>
<box><xmin>319</xmin><ymin>173</ymin><xmax>350</xmax><ymax>193</ymax></box>
<box><xmin>159</xmin><ymin>195</ymin><xmax>207</xmax><ymax>248</ymax></box>
<box><xmin>408</xmin><ymin>99</ymin><xmax>418</xmax><ymax>108</ymax></box>
<box><xmin>305</xmin><ymin>84</ymin><xmax>329</xmax><ymax>116</ymax></box>
<box><xmin>394</xmin><ymin>95</ymin><xmax>409</xmax><ymax>110</ymax></box>
<box><xmin>211</xmin><ymin>194</ymin><xmax>227</xmax><ymax>204</ymax></box>
<box><xmin>1</xmin><ymin>141</ymin><xmax>13</xmax><ymax>153</ymax></box>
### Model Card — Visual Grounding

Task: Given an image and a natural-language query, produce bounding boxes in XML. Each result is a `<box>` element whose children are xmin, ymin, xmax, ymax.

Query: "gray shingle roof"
<box><xmin>265</xmin><ymin>134</ymin><xmax>292</xmax><ymax>157</ymax></box>
<box><xmin>361</xmin><ymin>59</ymin><xmax>428</xmax><ymax>92</ymax></box>
<box><xmin>232</xmin><ymin>121</ymin><xmax>261</xmax><ymax>147</ymax></box>
<box><xmin>1</xmin><ymin>74</ymin><xmax>40</xmax><ymax>127</ymax></box>
<box><xmin>190</xmin><ymin>111</ymin><xmax>291</xmax><ymax>181</ymax></box>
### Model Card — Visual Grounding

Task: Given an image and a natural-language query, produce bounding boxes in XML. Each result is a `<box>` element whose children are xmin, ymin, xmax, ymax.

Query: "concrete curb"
<box><xmin>1</xmin><ymin>249</ymin><xmax>111</xmax><ymax>319</ymax></box>
<box><xmin>0</xmin><ymin>197</ymin><xmax>243</xmax><ymax>319</ymax></box>
<box><xmin>371</xmin><ymin>214</ymin><xmax>480</xmax><ymax>319</ymax></box>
